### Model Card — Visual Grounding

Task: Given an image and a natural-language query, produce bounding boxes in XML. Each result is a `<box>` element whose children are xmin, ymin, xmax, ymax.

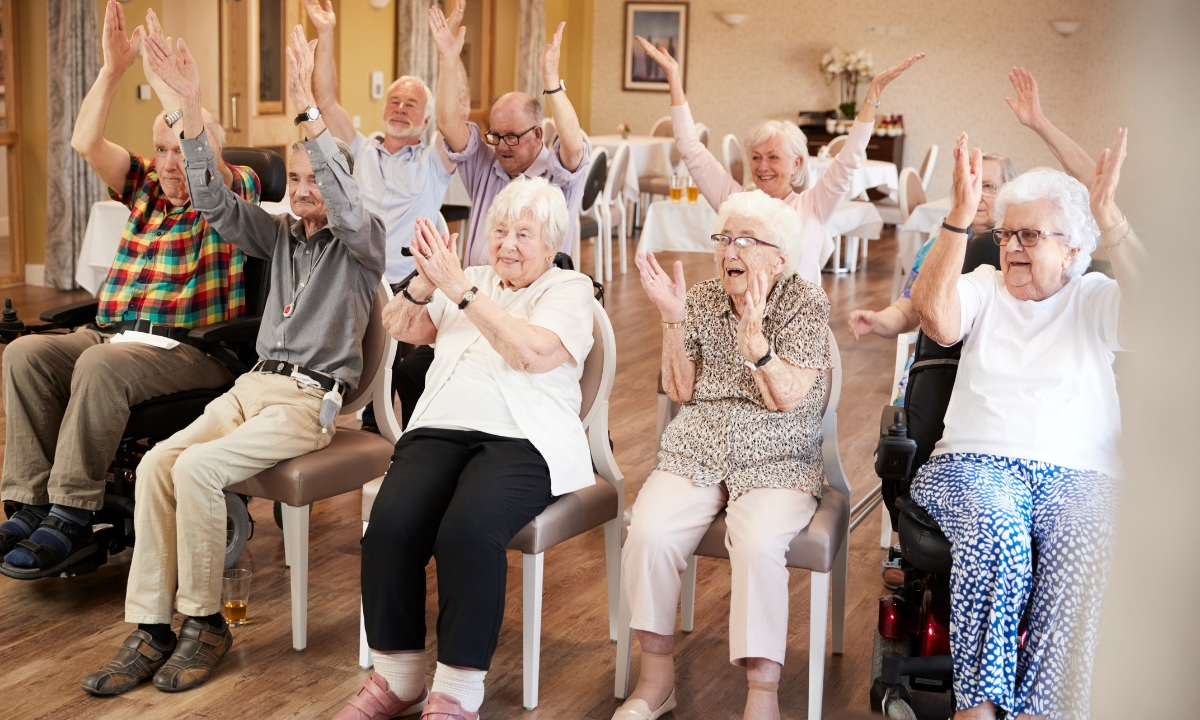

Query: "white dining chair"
<box><xmin>825</xmin><ymin>135</ymin><xmax>849</xmax><ymax>158</ymax></box>
<box><xmin>603</xmin><ymin>141</ymin><xmax>633</xmax><ymax>278</ymax></box>
<box><xmin>541</xmin><ymin>117</ymin><xmax>558</xmax><ymax>149</ymax></box>
<box><xmin>918</xmin><ymin>144</ymin><xmax>938</xmax><ymax>191</ymax></box>
<box><xmin>722</xmin><ymin>133</ymin><xmax>744</xmax><ymax>186</ymax></box>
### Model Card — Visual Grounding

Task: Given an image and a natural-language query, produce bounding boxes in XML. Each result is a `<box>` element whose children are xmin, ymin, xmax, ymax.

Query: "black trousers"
<box><xmin>361</xmin><ymin>428</ymin><xmax>555</xmax><ymax>669</ymax></box>
<box><xmin>361</xmin><ymin>344</ymin><xmax>436</xmax><ymax>430</ymax></box>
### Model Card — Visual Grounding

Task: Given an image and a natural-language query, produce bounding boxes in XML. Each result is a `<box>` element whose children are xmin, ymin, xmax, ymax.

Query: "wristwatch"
<box><xmin>543</xmin><ymin>80</ymin><xmax>566</xmax><ymax>95</ymax></box>
<box><xmin>294</xmin><ymin>106</ymin><xmax>322</xmax><ymax>125</ymax></box>
<box><xmin>457</xmin><ymin>286</ymin><xmax>479</xmax><ymax>310</ymax></box>
<box><xmin>744</xmin><ymin>346</ymin><xmax>773</xmax><ymax>373</ymax></box>
<box><xmin>164</xmin><ymin>108</ymin><xmax>184</xmax><ymax>128</ymax></box>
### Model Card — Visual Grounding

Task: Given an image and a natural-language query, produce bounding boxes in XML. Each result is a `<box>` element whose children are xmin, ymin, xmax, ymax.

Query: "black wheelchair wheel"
<box><xmin>225</xmin><ymin>491</ymin><xmax>250</xmax><ymax>570</ymax></box>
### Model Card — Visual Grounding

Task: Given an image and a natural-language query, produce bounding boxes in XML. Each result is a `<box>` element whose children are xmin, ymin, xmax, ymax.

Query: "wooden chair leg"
<box><xmin>832</xmin><ymin>541</ymin><xmax>848</xmax><ymax>655</ymax></box>
<box><xmin>282</xmin><ymin>503</ymin><xmax>310</xmax><ymax>651</ymax></box>
<box><xmin>809</xmin><ymin>570</ymin><xmax>831</xmax><ymax>720</ymax></box>
<box><xmin>615</xmin><ymin>566</ymin><xmax>634</xmax><ymax>699</ymax></box>
<box><xmin>604</xmin><ymin>518</ymin><xmax>621</xmax><ymax>642</ymax></box>
<box><xmin>522</xmin><ymin>552</ymin><xmax>544</xmax><ymax>710</ymax></box>
<box><xmin>359</xmin><ymin>520</ymin><xmax>372</xmax><ymax>669</ymax></box>
<box><xmin>680</xmin><ymin>555</ymin><xmax>697</xmax><ymax>633</ymax></box>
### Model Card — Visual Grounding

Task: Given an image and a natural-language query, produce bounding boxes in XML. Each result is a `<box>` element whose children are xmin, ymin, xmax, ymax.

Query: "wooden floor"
<box><xmin>0</xmin><ymin>233</ymin><xmax>904</xmax><ymax>720</ymax></box>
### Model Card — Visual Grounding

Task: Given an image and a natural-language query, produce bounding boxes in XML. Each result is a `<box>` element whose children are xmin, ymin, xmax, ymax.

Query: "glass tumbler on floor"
<box><xmin>222</xmin><ymin>568</ymin><xmax>253</xmax><ymax>626</ymax></box>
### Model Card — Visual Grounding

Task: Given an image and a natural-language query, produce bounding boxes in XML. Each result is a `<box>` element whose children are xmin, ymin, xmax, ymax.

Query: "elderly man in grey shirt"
<box><xmin>82</xmin><ymin>28</ymin><xmax>384</xmax><ymax>698</ymax></box>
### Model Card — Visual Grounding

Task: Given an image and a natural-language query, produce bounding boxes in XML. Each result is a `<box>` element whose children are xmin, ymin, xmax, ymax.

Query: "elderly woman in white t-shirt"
<box><xmin>336</xmin><ymin>177</ymin><xmax>596</xmax><ymax>720</ymax></box>
<box><xmin>910</xmin><ymin>131</ymin><xmax>1141</xmax><ymax>720</ymax></box>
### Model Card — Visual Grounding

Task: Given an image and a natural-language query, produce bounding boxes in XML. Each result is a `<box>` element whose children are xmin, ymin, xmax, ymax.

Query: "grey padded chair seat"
<box><xmin>230</xmin><ymin>429</ymin><xmax>395</xmax><ymax>508</ymax></box>
<box><xmin>691</xmin><ymin>485</ymin><xmax>849</xmax><ymax>574</ymax></box>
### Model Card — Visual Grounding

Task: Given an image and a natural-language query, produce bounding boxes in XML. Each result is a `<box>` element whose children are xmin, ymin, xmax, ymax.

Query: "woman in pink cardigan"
<box><xmin>636</xmin><ymin>37</ymin><xmax>923</xmax><ymax>283</ymax></box>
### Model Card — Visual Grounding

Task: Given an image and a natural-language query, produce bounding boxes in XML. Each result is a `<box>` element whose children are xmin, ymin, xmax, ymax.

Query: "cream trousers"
<box><xmin>125</xmin><ymin>372</ymin><xmax>332</xmax><ymax>623</ymax></box>
<box><xmin>622</xmin><ymin>470</ymin><xmax>818</xmax><ymax>665</ymax></box>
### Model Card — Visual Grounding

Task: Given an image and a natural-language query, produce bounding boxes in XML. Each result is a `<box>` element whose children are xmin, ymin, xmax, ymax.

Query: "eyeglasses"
<box><xmin>711</xmin><ymin>234</ymin><xmax>778</xmax><ymax>250</ymax></box>
<box><xmin>484</xmin><ymin>126</ymin><xmax>538</xmax><ymax>146</ymax></box>
<box><xmin>981</xmin><ymin>182</ymin><xmax>1001</xmax><ymax>197</ymax></box>
<box><xmin>991</xmin><ymin>228</ymin><xmax>1068</xmax><ymax>247</ymax></box>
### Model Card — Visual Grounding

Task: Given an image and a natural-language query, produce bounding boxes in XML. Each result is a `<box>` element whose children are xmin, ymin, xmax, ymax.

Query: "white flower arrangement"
<box><xmin>820</xmin><ymin>47</ymin><xmax>874</xmax><ymax>119</ymax></box>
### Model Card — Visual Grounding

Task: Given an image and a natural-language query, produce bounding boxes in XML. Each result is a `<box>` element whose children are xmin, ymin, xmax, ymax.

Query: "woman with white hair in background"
<box><xmin>336</xmin><ymin>177</ymin><xmax>597</xmax><ymax>720</ymax></box>
<box><xmin>635</xmin><ymin>37</ymin><xmax>923</xmax><ymax>282</ymax></box>
<box><xmin>616</xmin><ymin>191</ymin><xmax>832</xmax><ymax>720</ymax></box>
<box><xmin>910</xmin><ymin>130</ymin><xmax>1141</xmax><ymax>720</ymax></box>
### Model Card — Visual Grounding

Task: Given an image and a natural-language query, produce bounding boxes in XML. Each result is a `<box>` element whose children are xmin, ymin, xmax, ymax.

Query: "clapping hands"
<box><xmin>635</xmin><ymin>251</ymin><xmax>687</xmax><ymax>324</ymax></box>
<box><xmin>285</xmin><ymin>25</ymin><xmax>320</xmax><ymax>111</ymax></box>
<box><xmin>947</xmin><ymin>133</ymin><xmax>983</xmax><ymax>229</ymax></box>
<box><xmin>734</xmin><ymin>270</ymin><xmax>771</xmax><ymax>364</ymax></box>
<box><xmin>142</xmin><ymin>34</ymin><xmax>200</xmax><ymax>102</ymax></box>
<box><xmin>1090</xmin><ymin>128</ymin><xmax>1128</xmax><ymax>232</ymax></box>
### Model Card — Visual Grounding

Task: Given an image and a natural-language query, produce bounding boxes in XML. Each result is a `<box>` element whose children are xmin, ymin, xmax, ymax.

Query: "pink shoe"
<box><xmin>332</xmin><ymin>673</ymin><xmax>428</xmax><ymax>719</ymax></box>
<box><xmin>420</xmin><ymin>691</ymin><xmax>480</xmax><ymax>720</ymax></box>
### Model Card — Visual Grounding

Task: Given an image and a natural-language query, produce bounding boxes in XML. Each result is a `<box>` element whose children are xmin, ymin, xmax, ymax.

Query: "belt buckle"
<box><xmin>276</xmin><ymin>361</ymin><xmax>287</xmax><ymax>373</ymax></box>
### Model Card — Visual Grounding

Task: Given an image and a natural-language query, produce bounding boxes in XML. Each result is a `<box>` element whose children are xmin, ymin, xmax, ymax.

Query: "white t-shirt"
<box><xmin>405</xmin><ymin>265</ymin><xmax>597</xmax><ymax>495</ymax></box>
<box><xmin>933</xmin><ymin>266</ymin><xmax>1123</xmax><ymax>477</ymax></box>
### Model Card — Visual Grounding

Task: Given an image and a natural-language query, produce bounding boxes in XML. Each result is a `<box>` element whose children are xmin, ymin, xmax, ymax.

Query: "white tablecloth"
<box><xmin>897</xmin><ymin>196</ymin><xmax>952</xmax><ymax>275</ymax></box>
<box><xmin>802</xmin><ymin>157</ymin><xmax>899</xmax><ymax>199</ymax></box>
<box><xmin>75</xmin><ymin>198</ymin><xmax>297</xmax><ymax>296</ymax></box>
<box><xmin>589</xmin><ymin>134</ymin><xmax>675</xmax><ymax>204</ymax></box>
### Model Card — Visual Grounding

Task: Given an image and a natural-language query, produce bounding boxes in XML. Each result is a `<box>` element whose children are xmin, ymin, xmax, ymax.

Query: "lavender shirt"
<box><xmin>445</xmin><ymin>122</ymin><xmax>590</xmax><ymax>267</ymax></box>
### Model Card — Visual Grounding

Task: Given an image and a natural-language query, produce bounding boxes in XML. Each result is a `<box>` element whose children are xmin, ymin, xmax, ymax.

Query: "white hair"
<box><xmin>742</xmin><ymin>120</ymin><xmax>810</xmax><ymax>186</ymax></box>
<box><xmin>291</xmin><ymin>138</ymin><xmax>355</xmax><ymax>174</ymax></box>
<box><xmin>713</xmin><ymin>189</ymin><xmax>805</xmax><ymax>276</ymax></box>
<box><xmin>386</xmin><ymin>76</ymin><xmax>435</xmax><ymax>123</ymax></box>
<box><xmin>485</xmin><ymin>176</ymin><xmax>570</xmax><ymax>255</ymax></box>
<box><xmin>994</xmin><ymin>168</ymin><xmax>1099</xmax><ymax>279</ymax></box>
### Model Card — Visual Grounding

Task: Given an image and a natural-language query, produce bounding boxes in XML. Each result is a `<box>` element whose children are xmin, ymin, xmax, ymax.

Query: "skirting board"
<box><xmin>25</xmin><ymin>264</ymin><xmax>45</xmax><ymax>286</ymax></box>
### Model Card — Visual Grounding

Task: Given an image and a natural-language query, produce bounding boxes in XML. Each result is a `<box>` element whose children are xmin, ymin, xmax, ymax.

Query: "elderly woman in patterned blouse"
<box><xmin>614</xmin><ymin>190</ymin><xmax>831</xmax><ymax>720</ymax></box>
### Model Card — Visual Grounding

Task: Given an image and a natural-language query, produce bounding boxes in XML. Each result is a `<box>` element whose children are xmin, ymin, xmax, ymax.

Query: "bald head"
<box><xmin>487</xmin><ymin>92</ymin><xmax>544</xmax><ymax>177</ymax></box>
<box><xmin>490</xmin><ymin>92</ymin><xmax>542</xmax><ymax>128</ymax></box>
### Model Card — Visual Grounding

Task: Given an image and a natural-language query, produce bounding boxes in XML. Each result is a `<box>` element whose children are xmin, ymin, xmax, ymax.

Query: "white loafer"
<box><xmin>610</xmin><ymin>688</ymin><xmax>677</xmax><ymax>720</ymax></box>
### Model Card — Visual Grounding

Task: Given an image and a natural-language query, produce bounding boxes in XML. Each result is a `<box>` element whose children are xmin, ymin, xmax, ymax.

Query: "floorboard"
<box><xmin>0</xmin><ymin>232</ymin><xmax>906</xmax><ymax>719</ymax></box>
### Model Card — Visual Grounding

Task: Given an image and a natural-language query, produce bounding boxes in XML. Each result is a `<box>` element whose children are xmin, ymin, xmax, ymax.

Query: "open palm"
<box><xmin>143</xmin><ymin>36</ymin><xmax>200</xmax><ymax>101</ymax></box>
<box><xmin>428</xmin><ymin>3</ymin><xmax>466</xmax><ymax>57</ymax></box>
<box><xmin>1005</xmin><ymin>67</ymin><xmax>1045</xmax><ymax>128</ymax></box>
<box><xmin>635</xmin><ymin>251</ymin><xmax>686</xmax><ymax>322</ymax></box>
<box><xmin>101</xmin><ymin>0</ymin><xmax>143</xmax><ymax>74</ymax></box>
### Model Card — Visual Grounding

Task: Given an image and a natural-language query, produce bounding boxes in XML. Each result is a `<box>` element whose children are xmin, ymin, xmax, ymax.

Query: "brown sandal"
<box><xmin>151</xmin><ymin>616</ymin><xmax>233</xmax><ymax>692</ymax></box>
<box><xmin>81</xmin><ymin>629</ymin><xmax>178</xmax><ymax>696</ymax></box>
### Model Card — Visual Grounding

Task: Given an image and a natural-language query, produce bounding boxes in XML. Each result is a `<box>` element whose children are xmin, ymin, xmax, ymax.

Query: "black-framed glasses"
<box><xmin>484</xmin><ymin>126</ymin><xmax>538</xmax><ymax>146</ymax></box>
<box><xmin>991</xmin><ymin>227</ymin><xmax>1068</xmax><ymax>247</ymax></box>
<box><xmin>711</xmin><ymin>234</ymin><xmax>778</xmax><ymax>250</ymax></box>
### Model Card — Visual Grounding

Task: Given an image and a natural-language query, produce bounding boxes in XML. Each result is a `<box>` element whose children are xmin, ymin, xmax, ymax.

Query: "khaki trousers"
<box><xmin>1</xmin><ymin>328</ymin><xmax>233</xmax><ymax>511</ymax></box>
<box><xmin>622</xmin><ymin>470</ymin><xmax>818</xmax><ymax>665</ymax></box>
<box><xmin>124</xmin><ymin>372</ymin><xmax>332</xmax><ymax>623</ymax></box>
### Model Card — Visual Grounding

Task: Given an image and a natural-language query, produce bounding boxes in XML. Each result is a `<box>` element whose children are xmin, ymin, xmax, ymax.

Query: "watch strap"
<box><xmin>941</xmin><ymin>220</ymin><xmax>971</xmax><ymax>235</ymax></box>
<box><xmin>754</xmin><ymin>346</ymin><xmax>773</xmax><ymax>368</ymax></box>
<box><xmin>457</xmin><ymin>286</ymin><xmax>479</xmax><ymax>310</ymax></box>
<box><xmin>294</xmin><ymin>106</ymin><xmax>320</xmax><ymax>126</ymax></box>
<box><xmin>164</xmin><ymin>108</ymin><xmax>184</xmax><ymax>128</ymax></box>
<box><xmin>402</xmin><ymin>285</ymin><xmax>431</xmax><ymax>305</ymax></box>
<box><xmin>543</xmin><ymin>80</ymin><xmax>566</xmax><ymax>95</ymax></box>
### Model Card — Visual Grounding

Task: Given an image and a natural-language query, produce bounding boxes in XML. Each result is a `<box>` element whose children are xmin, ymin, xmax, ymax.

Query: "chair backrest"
<box><xmin>340</xmin><ymin>280</ymin><xmax>397</xmax><ymax>418</ymax></box>
<box><xmin>820</xmin><ymin>326</ymin><xmax>851</xmax><ymax>499</ymax></box>
<box><xmin>898</xmin><ymin>167</ymin><xmax>926</xmax><ymax>223</ymax></box>
<box><xmin>578</xmin><ymin>299</ymin><xmax>617</xmax><ymax>432</ymax></box>
<box><xmin>223</xmin><ymin>146</ymin><xmax>287</xmax><ymax>203</ymax></box>
<box><xmin>580</xmin><ymin>146</ymin><xmax>608</xmax><ymax>214</ymax></box>
<box><xmin>919</xmin><ymin>144</ymin><xmax>938</xmax><ymax>191</ymax></box>
<box><xmin>649</xmin><ymin>116</ymin><xmax>672</xmax><ymax>138</ymax></box>
<box><xmin>541</xmin><ymin>117</ymin><xmax>558</xmax><ymax>149</ymax></box>
<box><xmin>695</xmin><ymin>122</ymin><xmax>709</xmax><ymax>148</ymax></box>
<box><xmin>825</xmin><ymin>135</ymin><xmax>849</xmax><ymax>158</ymax></box>
<box><xmin>604</xmin><ymin>142</ymin><xmax>631</xmax><ymax>207</ymax></box>
<box><xmin>722</xmin><ymin>133</ymin><xmax>743</xmax><ymax>186</ymax></box>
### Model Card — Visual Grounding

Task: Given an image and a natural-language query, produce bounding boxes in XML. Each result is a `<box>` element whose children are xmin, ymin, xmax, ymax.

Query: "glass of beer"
<box><xmin>669</xmin><ymin>174</ymin><xmax>683</xmax><ymax>202</ymax></box>
<box><xmin>222</xmin><ymin>568</ymin><xmax>252</xmax><ymax>626</ymax></box>
<box><xmin>686</xmin><ymin>175</ymin><xmax>700</xmax><ymax>203</ymax></box>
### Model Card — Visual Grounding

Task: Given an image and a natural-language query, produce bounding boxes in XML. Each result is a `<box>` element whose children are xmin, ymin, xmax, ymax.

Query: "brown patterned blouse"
<box><xmin>656</xmin><ymin>275</ymin><xmax>832</xmax><ymax>501</ymax></box>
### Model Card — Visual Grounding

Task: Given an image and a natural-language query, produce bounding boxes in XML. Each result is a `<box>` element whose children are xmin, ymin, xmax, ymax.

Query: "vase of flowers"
<box><xmin>617</xmin><ymin>122</ymin><xmax>631</xmax><ymax>140</ymax></box>
<box><xmin>820</xmin><ymin>47</ymin><xmax>873</xmax><ymax>119</ymax></box>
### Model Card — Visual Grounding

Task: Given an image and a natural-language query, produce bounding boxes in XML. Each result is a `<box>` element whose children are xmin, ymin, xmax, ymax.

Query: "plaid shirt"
<box><xmin>95</xmin><ymin>154</ymin><xmax>261</xmax><ymax>329</ymax></box>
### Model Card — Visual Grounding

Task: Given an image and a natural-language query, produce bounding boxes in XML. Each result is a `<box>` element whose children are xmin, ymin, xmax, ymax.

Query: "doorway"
<box><xmin>0</xmin><ymin>0</ymin><xmax>25</xmax><ymax>287</ymax></box>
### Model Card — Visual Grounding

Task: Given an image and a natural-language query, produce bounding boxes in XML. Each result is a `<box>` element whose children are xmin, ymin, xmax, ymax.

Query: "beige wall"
<box><xmin>546</xmin><ymin>0</ymin><xmax>593</xmax><ymax>132</ymax></box>
<box><xmin>336</xmin><ymin>0</ymin><xmax>396</xmax><ymax>137</ymax></box>
<box><xmin>589</xmin><ymin>0</ymin><xmax>1128</xmax><ymax>199</ymax></box>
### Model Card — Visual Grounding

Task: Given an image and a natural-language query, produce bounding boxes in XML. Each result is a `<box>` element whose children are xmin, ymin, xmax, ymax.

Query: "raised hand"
<box><xmin>865</xmin><ymin>53</ymin><xmax>925</xmax><ymax>100</ymax></box>
<box><xmin>946</xmin><ymin>133</ymin><xmax>983</xmax><ymax>228</ymax></box>
<box><xmin>285</xmin><ymin>25</ymin><xmax>319</xmax><ymax>110</ymax></box>
<box><xmin>1090</xmin><ymin>128</ymin><xmax>1128</xmax><ymax>231</ymax></box>
<box><xmin>141</xmin><ymin>8</ymin><xmax>181</xmax><ymax>106</ymax></box>
<box><xmin>542</xmin><ymin>22</ymin><xmax>566</xmax><ymax>88</ymax></box>
<box><xmin>848</xmin><ymin>309</ymin><xmax>878</xmax><ymax>341</ymax></box>
<box><xmin>634</xmin><ymin>36</ymin><xmax>681</xmax><ymax>83</ymax></box>
<box><xmin>1005</xmin><ymin>67</ymin><xmax>1046</xmax><ymax>130</ymax></box>
<box><xmin>635</xmin><ymin>251</ymin><xmax>686</xmax><ymax>323</ymax></box>
<box><xmin>101</xmin><ymin>0</ymin><xmax>143</xmax><ymax>76</ymax></box>
<box><xmin>143</xmin><ymin>36</ymin><xmax>200</xmax><ymax>102</ymax></box>
<box><xmin>735</xmin><ymin>270</ymin><xmax>770</xmax><ymax>363</ymax></box>
<box><xmin>410</xmin><ymin>218</ymin><xmax>468</xmax><ymax>298</ymax></box>
<box><xmin>428</xmin><ymin>2</ymin><xmax>466</xmax><ymax>58</ymax></box>
<box><xmin>302</xmin><ymin>0</ymin><xmax>337</xmax><ymax>35</ymax></box>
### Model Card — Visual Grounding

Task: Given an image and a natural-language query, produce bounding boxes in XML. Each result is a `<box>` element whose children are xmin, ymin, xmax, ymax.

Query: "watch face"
<box><xmin>307</xmin><ymin>107</ymin><xmax>320</xmax><ymax>120</ymax></box>
<box><xmin>463</xmin><ymin>290</ymin><xmax>476</xmax><ymax>302</ymax></box>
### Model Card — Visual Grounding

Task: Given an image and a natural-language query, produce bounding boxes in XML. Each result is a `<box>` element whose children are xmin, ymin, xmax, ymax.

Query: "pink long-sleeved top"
<box><xmin>671</xmin><ymin>102</ymin><xmax>874</xmax><ymax>283</ymax></box>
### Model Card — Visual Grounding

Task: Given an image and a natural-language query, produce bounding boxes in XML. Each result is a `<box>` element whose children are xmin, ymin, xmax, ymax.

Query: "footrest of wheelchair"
<box><xmin>57</xmin><ymin>544</ymin><xmax>108</xmax><ymax>578</ymax></box>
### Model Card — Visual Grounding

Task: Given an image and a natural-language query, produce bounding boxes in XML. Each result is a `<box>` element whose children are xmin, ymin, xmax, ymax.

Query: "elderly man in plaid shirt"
<box><xmin>0</xmin><ymin>3</ymin><xmax>259</xmax><ymax>579</ymax></box>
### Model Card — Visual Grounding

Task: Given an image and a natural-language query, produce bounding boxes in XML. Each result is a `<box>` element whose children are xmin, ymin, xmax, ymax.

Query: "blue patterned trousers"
<box><xmin>910</xmin><ymin>454</ymin><xmax>1117</xmax><ymax>719</ymax></box>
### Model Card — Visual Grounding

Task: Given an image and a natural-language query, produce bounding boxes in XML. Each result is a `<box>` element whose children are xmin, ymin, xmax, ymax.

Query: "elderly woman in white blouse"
<box><xmin>335</xmin><ymin>177</ymin><xmax>596</xmax><ymax>720</ymax></box>
<box><xmin>910</xmin><ymin>131</ymin><xmax>1140</xmax><ymax>720</ymax></box>
<box><xmin>635</xmin><ymin>37</ymin><xmax>922</xmax><ymax>282</ymax></box>
<box><xmin>615</xmin><ymin>191</ymin><xmax>831</xmax><ymax>720</ymax></box>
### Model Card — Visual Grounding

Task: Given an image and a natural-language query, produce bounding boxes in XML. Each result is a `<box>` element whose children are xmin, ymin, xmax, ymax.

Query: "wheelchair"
<box><xmin>0</xmin><ymin>146</ymin><xmax>287</xmax><ymax>578</ymax></box>
<box><xmin>868</xmin><ymin>233</ymin><xmax>1003</xmax><ymax>719</ymax></box>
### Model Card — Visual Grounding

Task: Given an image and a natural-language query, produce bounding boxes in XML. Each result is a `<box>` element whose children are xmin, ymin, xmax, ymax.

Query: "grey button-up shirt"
<box><xmin>181</xmin><ymin>130</ymin><xmax>386</xmax><ymax>395</ymax></box>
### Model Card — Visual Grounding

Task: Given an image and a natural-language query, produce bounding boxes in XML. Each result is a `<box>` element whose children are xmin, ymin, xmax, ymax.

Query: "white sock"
<box><xmin>430</xmin><ymin>662</ymin><xmax>487</xmax><ymax>713</ymax></box>
<box><xmin>371</xmin><ymin>649</ymin><xmax>428</xmax><ymax>702</ymax></box>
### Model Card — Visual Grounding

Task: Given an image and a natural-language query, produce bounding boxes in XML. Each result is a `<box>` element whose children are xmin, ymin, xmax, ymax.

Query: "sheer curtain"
<box><xmin>516</xmin><ymin>0</ymin><xmax>545</xmax><ymax>97</ymax></box>
<box><xmin>46</xmin><ymin>0</ymin><xmax>103</xmax><ymax>290</ymax></box>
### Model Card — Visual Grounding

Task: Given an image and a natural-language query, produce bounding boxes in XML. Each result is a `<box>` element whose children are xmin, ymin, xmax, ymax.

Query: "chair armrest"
<box><xmin>188</xmin><ymin>316</ymin><xmax>262</xmax><ymax>344</ymax></box>
<box><xmin>880</xmin><ymin>405</ymin><xmax>905</xmax><ymax>439</ymax></box>
<box><xmin>39</xmin><ymin>299</ymin><xmax>99</xmax><ymax>326</ymax></box>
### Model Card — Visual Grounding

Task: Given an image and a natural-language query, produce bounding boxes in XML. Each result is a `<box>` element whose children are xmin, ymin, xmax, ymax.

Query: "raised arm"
<box><xmin>635</xmin><ymin>250</ymin><xmax>695</xmax><ymax>403</ymax></box>
<box><xmin>735</xmin><ymin>271</ymin><xmax>821</xmax><ymax>412</ymax></box>
<box><xmin>1088</xmin><ymin>128</ymin><xmax>1142</xmax><ymax>348</ymax></box>
<box><xmin>542</xmin><ymin>22</ymin><xmax>584</xmax><ymax>172</ymax></box>
<box><xmin>430</xmin><ymin>3</ymin><xmax>470</xmax><ymax>152</ymax></box>
<box><xmin>302</xmin><ymin>0</ymin><xmax>355</xmax><ymax>144</ymax></box>
<box><xmin>848</xmin><ymin>297</ymin><xmax>919</xmax><ymax>341</ymax></box>
<box><xmin>1006</xmin><ymin>67</ymin><xmax>1096</xmax><ymax>184</ymax></box>
<box><xmin>71</xmin><ymin>1</ymin><xmax>145</xmax><ymax>191</ymax></box>
<box><xmin>912</xmin><ymin>134</ymin><xmax>983</xmax><ymax>345</ymax></box>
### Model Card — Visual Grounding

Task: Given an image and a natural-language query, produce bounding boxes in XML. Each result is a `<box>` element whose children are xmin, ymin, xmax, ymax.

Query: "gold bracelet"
<box><xmin>1103</xmin><ymin>227</ymin><xmax>1131</xmax><ymax>251</ymax></box>
<box><xmin>662</xmin><ymin>320</ymin><xmax>684</xmax><ymax>329</ymax></box>
<box><xmin>1098</xmin><ymin>215</ymin><xmax>1128</xmax><ymax>234</ymax></box>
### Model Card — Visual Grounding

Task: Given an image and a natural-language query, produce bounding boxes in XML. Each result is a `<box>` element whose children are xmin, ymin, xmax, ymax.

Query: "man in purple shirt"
<box><xmin>429</xmin><ymin>5</ymin><xmax>589</xmax><ymax>265</ymax></box>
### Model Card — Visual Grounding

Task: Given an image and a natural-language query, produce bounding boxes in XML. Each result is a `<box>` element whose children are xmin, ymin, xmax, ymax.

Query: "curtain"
<box><xmin>45</xmin><ymin>0</ymin><xmax>103</xmax><ymax>290</ymax></box>
<box><xmin>516</xmin><ymin>0</ymin><xmax>545</xmax><ymax>97</ymax></box>
<box><xmin>395</xmin><ymin>0</ymin><xmax>439</xmax><ymax>89</ymax></box>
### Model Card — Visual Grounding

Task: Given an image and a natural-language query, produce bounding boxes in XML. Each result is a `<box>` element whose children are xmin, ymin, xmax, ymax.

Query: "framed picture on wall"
<box><xmin>624</xmin><ymin>3</ymin><xmax>688</xmax><ymax>92</ymax></box>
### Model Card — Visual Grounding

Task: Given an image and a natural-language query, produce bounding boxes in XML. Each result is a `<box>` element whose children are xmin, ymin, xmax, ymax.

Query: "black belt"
<box><xmin>98</xmin><ymin>318</ymin><xmax>194</xmax><ymax>342</ymax></box>
<box><xmin>252</xmin><ymin>359</ymin><xmax>342</xmax><ymax>393</ymax></box>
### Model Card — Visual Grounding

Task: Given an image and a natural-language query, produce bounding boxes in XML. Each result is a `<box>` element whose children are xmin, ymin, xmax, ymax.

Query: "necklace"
<box><xmin>283</xmin><ymin>237</ymin><xmax>331</xmax><ymax>318</ymax></box>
